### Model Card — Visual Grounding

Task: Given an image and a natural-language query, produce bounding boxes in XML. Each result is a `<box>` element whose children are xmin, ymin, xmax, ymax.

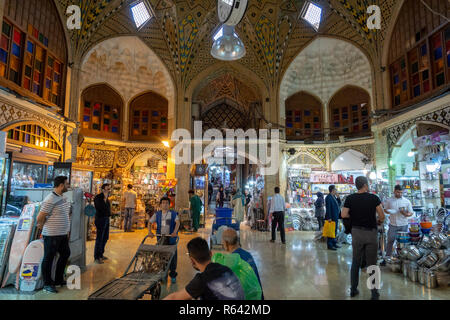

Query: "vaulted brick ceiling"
<box><xmin>54</xmin><ymin>0</ymin><xmax>399</xmax><ymax>92</ymax></box>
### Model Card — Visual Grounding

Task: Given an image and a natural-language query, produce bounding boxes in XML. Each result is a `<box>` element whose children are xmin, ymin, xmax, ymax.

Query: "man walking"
<box><xmin>325</xmin><ymin>185</ymin><xmax>341</xmax><ymax>250</ymax></box>
<box><xmin>148</xmin><ymin>197</ymin><xmax>180</xmax><ymax>283</ymax></box>
<box><xmin>122</xmin><ymin>184</ymin><xmax>137</xmax><ymax>232</ymax></box>
<box><xmin>269</xmin><ymin>187</ymin><xmax>286</xmax><ymax>244</ymax></box>
<box><xmin>341</xmin><ymin>176</ymin><xmax>385</xmax><ymax>300</ymax></box>
<box><xmin>94</xmin><ymin>184</ymin><xmax>111</xmax><ymax>264</ymax></box>
<box><xmin>222</xmin><ymin>228</ymin><xmax>264</xmax><ymax>299</ymax></box>
<box><xmin>36</xmin><ymin>176</ymin><xmax>71</xmax><ymax>294</ymax></box>
<box><xmin>384</xmin><ymin>185</ymin><xmax>413</xmax><ymax>258</ymax></box>
<box><xmin>189</xmin><ymin>190</ymin><xmax>202</xmax><ymax>232</ymax></box>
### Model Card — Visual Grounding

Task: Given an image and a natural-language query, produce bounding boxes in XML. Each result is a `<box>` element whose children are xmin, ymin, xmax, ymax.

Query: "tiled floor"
<box><xmin>0</xmin><ymin>219</ymin><xmax>449</xmax><ymax>300</ymax></box>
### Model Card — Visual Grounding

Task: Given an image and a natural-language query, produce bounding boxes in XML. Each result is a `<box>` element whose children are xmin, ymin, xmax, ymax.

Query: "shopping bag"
<box><xmin>212</xmin><ymin>252</ymin><xmax>262</xmax><ymax>300</ymax></box>
<box><xmin>322</xmin><ymin>220</ymin><xmax>336</xmax><ymax>239</ymax></box>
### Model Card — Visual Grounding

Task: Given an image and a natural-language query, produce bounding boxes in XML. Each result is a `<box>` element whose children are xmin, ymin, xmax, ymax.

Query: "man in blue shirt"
<box><xmin>222</xmin><ymin>228</ymin><xmax>264</xmax><ymax>300</ymax></box>
<box><xmin>325</xmin><ymin>185</ymin><xmax>341</xmax><ymax>251</ymax></box>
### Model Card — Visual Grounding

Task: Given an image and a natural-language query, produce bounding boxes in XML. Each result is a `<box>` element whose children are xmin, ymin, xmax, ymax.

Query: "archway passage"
<box><xmin>285</xmin><ymin>92</ymin><xmax>323</xmax><ymax>141</ymax></box>
<box><xmin>331</xmin><ymin>149</ymin><xmax>369</xmax><ymax>171</ymax></box>
<box><xmin>201</xmin><ymin>103</ymin><xmax>249</xmax><ymax>132</ymax></box>
<box><xmin>328</xmin><ymin>86</ymin><xmax>371</xmax><ymax>140</ymax></box>
<box><xmin>80</xmin><ymin>84</ymin><xmax>124</xmax><ymax>140</ymax></box>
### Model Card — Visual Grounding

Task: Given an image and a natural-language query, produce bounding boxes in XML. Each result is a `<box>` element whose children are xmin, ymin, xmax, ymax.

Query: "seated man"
<box><xmin>164</xmin><ymin>237</ymin><xmax>244</xmax><ymax>300</ymax></box>
<box><xmin>222</xmin><ymin>228</ymin><xmax>264</xmax><ymax>300</ymax></box>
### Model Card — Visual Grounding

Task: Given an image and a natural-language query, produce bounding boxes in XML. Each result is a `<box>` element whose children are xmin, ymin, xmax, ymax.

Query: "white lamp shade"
<box><xmin>211</xmin><ymin>25</ymin><xmax>246</xmax><ymax>61</ymax></box>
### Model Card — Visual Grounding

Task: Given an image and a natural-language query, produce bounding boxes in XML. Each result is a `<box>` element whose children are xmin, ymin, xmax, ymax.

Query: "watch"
<box><xmin>217</xmin><ymin>0</ymin><xmax>234</xmax><ymax>23</ymax></box>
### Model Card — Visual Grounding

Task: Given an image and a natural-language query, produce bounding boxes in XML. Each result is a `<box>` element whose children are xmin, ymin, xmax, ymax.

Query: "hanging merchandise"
<box><xmin>18</xmin><ymin>239</ymin><xmax>44</xmax><ymax>292</ymax></box>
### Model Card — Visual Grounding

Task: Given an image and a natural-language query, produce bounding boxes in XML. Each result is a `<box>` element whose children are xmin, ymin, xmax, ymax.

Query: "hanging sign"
<box><xmin>310</xmin><ymin>173</ymin><xmax>339</xmax><ymax>183</ymax></box>
<box><xmin>414</xmin><ymin>132</ymin><xmax>450</xmax><ymax>148</ymax></box>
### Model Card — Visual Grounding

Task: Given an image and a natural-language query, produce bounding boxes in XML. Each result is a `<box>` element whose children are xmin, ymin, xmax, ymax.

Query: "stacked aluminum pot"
<box><xmin>386</xmin><ymin>231</ymin><xmax>449</xmax><ymax>288</ymax></box>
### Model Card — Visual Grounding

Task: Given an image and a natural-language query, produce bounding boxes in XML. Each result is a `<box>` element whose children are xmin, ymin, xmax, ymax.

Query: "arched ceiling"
<box><xmin>194</xmin><ymin>73</ymin><xmax>259</xmax><ymax>111</ymax></box>
<box><xmin>54</xmin><ymin>0</ymin><xmax>399</xmax><ymax>92</ymax></box>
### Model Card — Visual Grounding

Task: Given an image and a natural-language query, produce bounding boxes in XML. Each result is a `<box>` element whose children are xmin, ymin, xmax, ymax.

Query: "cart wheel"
<box><xmin>151</xmin><ymin>282</ymin><xmax>161</xmax><ymax>300</ymax></box>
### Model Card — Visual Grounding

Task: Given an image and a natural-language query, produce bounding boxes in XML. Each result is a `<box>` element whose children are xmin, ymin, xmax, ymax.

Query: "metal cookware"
<box><xmin>433</xmin><ymin>256</ymin><xmax>450</xmax><ymax>272</ymax></box>
<box><xmin>421</xmin><ymin>235</ymin><xmax>432</xmax><ymax>248</ymax></box>
<box><xmin>429</xmin><ymin>234</ymin><xmax>442</xmax><ymax>249</ymax></box>
<box><xmin>408</xmin><ymin>263</ymin><xmax>419</xmax><ymax>282</ymax></box>
<box><xmin>424</xmin><ymin>270</ymin><xmax>437</xmax><ymax>288</ymax></box>
<box><xmin>407</xmin><ymin>245</ymin><xmax>422</xmax><ymax>261</ymax></box>
<box><xmin>418</xmin><ymin>267</ymin><xmax>426</xmax><ymax>285</ymax></box>
<box><xmin>400</xmin><ymin>248</ymin><xmax>409</xmax><ymax>259</ymax></box>
<box><xmin>418</xmin><ymin>247</ymin><xmax>430</xmax><ymax>257</ymax></box>
<box><xmin>436</xmin><ymin>249</ymin><xmax>447</xmax><ymax>260</ymax></box>
<box><xmin>423</xmin><ymin>252</ymin><xmax>439</xmax><ymax>268</ymax></box>
<box><xmin>435</xmin><ymin>232</ymin><xmax>448</xmax><ymax>243</ymax></box>
<box><xmin>402</xmin><ymin>261</ymin><xmax>409</xmax><ymax>277</ymax></box>
<box><xmin>387</xmin><ymin>258</ymin><xmax>402</xmax><ymax>273</ymax></box>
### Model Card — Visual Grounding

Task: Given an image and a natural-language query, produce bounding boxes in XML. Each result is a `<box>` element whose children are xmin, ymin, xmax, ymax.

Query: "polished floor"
<box><xmin>0</xmin><ymin>218</ymin><xmax>449</xmax><ymax>300</ymax></box>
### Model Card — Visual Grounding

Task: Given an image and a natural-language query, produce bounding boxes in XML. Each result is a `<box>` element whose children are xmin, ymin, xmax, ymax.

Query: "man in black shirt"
<box><xmin>94</xmin><ymin>183</ymin><xmax>111</xmax><ymax>264</ymax></box>
<box><xmin>341</xmin><ymin>176</ymin><xmax>385</xmax><ymax>300</ymax></box>
<box><xmin>164</xmin><ymin>237</ymin><xmax>244</xmax><ymax>300</ymax></box>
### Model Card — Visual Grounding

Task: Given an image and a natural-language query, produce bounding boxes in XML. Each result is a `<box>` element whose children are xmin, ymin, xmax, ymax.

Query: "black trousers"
<box><xmin>94</xmin><ymin>216</ymin><xmax>110</xmax><ymax>260</ymax></box>
<box><xmin>271</xmin><ymin>211</ymin><xmax>285</xmax><ymax>242</ymax></box>
<box><xmin>42</xmin><ymin>235</ymin><xmax>71</xmax><ymax>286</ymax></box>
<box><xmin>159</xmin><ymin>236</ymin><xmax>177</xmax><ymax>278</ymax></box>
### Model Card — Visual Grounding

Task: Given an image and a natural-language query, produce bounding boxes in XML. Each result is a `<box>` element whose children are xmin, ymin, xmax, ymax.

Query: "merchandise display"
<box><xmin>0</xmin><ymin>218</ymin><xmax>17</xmax><ymax>284</ymax></box>
<box><xmin>0</xmin><ymin>155</ymin><xmax>10</xmax><ymax>216</ymax></box>
<box><xmin>387</xmin><ymin>225</ymin><xmax>450</xmax><ymax>288</ymax></box>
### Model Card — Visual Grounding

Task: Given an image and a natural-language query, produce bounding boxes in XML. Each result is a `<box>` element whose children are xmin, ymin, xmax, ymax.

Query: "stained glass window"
<box><xmin>285</xmin><ymin>92</ymin><xmax>322</xmax><ymax>140</ymax></box>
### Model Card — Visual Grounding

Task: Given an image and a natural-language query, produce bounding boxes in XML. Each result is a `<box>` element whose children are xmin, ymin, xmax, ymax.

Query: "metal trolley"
<box><xmin>88</xmin><ymin>235</ymin><xmax>178</xmax><ymax>300</ymax></box>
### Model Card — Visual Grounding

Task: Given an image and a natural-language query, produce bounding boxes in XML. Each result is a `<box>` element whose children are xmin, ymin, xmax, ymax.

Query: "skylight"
<box><xmin>131</xmin><ymin>1</ymin><xmax>152</xmax><ymax>29</ymax></box>
<box><xmin>301</xmin><ymin>1</ymin><xmax>322</xmax><ymax>32</ymax></box>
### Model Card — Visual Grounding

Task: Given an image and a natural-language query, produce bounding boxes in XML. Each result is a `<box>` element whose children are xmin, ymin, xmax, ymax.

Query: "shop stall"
<box><xmin>51</xmin><ymin>162</ymin><xmax>95</xmax><ymax>194</ymax></box>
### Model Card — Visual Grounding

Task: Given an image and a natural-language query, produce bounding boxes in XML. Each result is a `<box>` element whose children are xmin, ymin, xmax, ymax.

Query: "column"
<box><xmin>175</xmin><ymin>164</ymin><xmax>191</xmax><ymax>210</ymax></box>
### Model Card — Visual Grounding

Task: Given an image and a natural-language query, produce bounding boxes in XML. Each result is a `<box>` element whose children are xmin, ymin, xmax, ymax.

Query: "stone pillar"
<box><xmin>68</xmin><ymin>60</ymin><xmax>82</xmax><ymax>161</ymax></box>
<box><xmin>175</xmin><ymin>164</ymin><xmax>191</xmax><ymax>210</ymax></box>
<box><xmin>279</xmin><ymin>143</ymin><xmax>288</xmax><ymax>198</ymax></box>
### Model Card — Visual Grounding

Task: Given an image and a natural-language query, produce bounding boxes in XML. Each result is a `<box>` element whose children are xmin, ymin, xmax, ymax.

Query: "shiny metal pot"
<box><xmin>408</xmin><ymin>264</ymin><xmax>419</xmax><ymax>282</ymax></box>
<box><xmin>424</xmin><ymin>270</ymin><xmax>437</xmax><ymax>288</ymax></box>
<box><xmin>407</xmin><ymin>245</ymin><xmax>422</xmax><ymax>261</ymax></box>
<box><xmin>402</xmin><ymin>261</ymin><xmax>409</xmax><ymax>277</ymax></box>
<box><xmin>423</xmin><ymin>252</ymin><xmax>439</xmax><ymax>268</ymax></box>
<box><xmin>421</xmin><ymin>235</ymin><xmax>432</xmax><ymax>248</ymax></box>
<box><xmin>418</xmin><ymin>267</ymin><xmax>426</xmax><ymax>285</ymax></box>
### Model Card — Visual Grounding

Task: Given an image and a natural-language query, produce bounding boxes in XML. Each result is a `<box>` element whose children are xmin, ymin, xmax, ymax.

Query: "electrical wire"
<box><xmin>420</xmin><ymin>0</ymin><xmax>450</xmax><ymax>23</ymax></box>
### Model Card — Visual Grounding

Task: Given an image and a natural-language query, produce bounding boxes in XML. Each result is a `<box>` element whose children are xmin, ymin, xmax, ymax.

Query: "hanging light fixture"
<box><xmin>212</xmin><ymin>0</ymin><xmax>248</xmax><ymax>61</ymax></box>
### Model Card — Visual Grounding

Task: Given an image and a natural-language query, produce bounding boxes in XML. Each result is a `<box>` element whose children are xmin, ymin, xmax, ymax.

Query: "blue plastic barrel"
<box><xmin>215</xmin><ymin>208</ymin><xmax>233</xmax><ymax>226</ymax></box>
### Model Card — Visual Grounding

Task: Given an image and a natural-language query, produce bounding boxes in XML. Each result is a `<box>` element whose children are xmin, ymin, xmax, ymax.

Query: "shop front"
<box><xmin>1</xmin><ymin>122</ymin><xmax>64</xmax><ymax>216</ymax></box>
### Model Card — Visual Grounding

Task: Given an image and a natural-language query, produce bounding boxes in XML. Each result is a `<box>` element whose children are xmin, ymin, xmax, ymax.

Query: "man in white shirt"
<box><xmin>384</xmin><ymin>185</ymin><xmax>414</xmax><ymax>257</ymax></box>
<box><xmin>269</xmin><ymin>187</ymin><xmax>286</xmax><ymax>244</ymax></box>
<box><xmin>122</xmin><ymin>184</ymin><xmax>137</xmax><ymax>232</ymax></box>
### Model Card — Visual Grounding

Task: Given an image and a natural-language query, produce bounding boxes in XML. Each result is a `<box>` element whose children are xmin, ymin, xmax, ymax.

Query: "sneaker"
<box><xmin>371</xmin><ymin>289</ymin><xmax>380</xmax><ymax>300</ymax></box>
<box><xmin>350</xmin><ymin>288</ymin><xmax>359</xmax><ymax>297</ymax></box>
<box><xmin>43</xmin><ymin>285</ymin><xmax>58</xmax><ymax>294</ymax></box>
<box><xmin>335</xmin><ymin>244</ymin><xmax>342</xmax><ymax>248</ymax></box>
<box><xmin>101</xmin><ymin>256</ymin><xmax>109</xmax><ymax>260</ymax></box>
<box><xmin>55</xmin><ymin>281</ymin><xmax>67</xmax><ymax>287</ymax></box>
<box><xmin>94</xmin><ymin>259</ymin><xmax>104</xmax><ymax>264</ymax></box>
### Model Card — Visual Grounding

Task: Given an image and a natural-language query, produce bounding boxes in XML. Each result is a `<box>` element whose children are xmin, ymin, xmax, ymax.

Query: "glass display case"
<box><xmin>10</xmin><ymin>161</ymin><xmax>46</xmax><ymax>192</ymax></box>
<box><xmin>71</xmin><ymin>170</ymin><xmax>93</xmax><ymax>193</ymax></box>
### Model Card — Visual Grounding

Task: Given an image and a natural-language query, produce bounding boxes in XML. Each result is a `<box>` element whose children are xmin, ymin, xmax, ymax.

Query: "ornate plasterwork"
<box><xmin>194</xmin><ymin>74</ymin><xmax>259</xmax><ymax>111</ymax></box>
<box><xmin>80</xmin><ymin>36</ymin><xmax>175</xmax><ymax>116</ymax></box>
<box><xmin>279</xmin><ymin>37</ymin><xmax>373</xmax><ymax>118</ymax></box>
<box><xmin>79</xmin><ymin>143</ymin><xmax>168</xmax><ymax>168</ymax></box>
<box><xmin>386</xmin><ymin>106</ymin><xmax>450</xmax><ymax>154</ymax></box>
<box><xmin>288</xmin><ymin>147</ymin><xmax>327</xmax><ymax>167</ymax></box>
<box><xmin>0</xmin><ymin>102</ymin><xmax>69</xmax><ymax>143</ymax></box>
<box><xmin>329</xmin><ymin>144</ymin><xmax>374</xmax><ymax>165</ymax></box>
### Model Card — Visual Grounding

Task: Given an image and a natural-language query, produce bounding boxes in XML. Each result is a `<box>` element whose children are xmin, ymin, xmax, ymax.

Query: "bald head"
<box><xmin>222</xmin><ymin>228</ymin><xmax>239</xmax><ymax>251</ymax></box>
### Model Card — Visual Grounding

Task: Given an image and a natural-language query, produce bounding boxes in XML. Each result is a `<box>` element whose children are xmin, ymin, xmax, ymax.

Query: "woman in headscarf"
<box><xmin>232</xmin><ymin>189</ymin><xmax>245</xmax><ymax>223</ymax></box>
<box><xmin>216</xmin><ymin>186</ymin><xmax>225</xmax><ymax>208</ymax></box>
<box><xmin>314</xmin><ymin>192</ymin><xmax>325</xmax><ymax>231</ymax></box>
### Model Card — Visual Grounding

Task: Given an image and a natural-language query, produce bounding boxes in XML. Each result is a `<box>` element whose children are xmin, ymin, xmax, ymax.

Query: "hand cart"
<box><xmin>88</xmin><ymin>234</ymin><xmax>178</xmax><ymax>300</ymax></box>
